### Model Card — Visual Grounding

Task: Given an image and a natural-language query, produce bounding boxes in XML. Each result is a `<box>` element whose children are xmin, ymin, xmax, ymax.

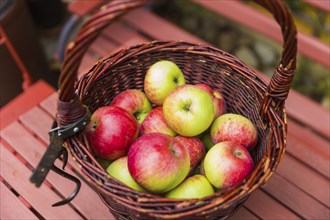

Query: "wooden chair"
<box><xmin>1</xmin><ymin>1</ymin><xmax>329</xmax><ymax>219</ymax></box>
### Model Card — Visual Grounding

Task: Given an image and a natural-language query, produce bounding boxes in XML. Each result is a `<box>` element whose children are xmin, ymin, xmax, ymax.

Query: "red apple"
<box><xmin>196</xmin><ymin>83</ymin><xmax>226</xmax><ymax>119</ymax></box>
<box><xmin>127</xmin><ymin>133</ymin><xmax>190</xmax><ymax>193</ymax></box>
<box><xmin>210</xmin><ymin>113</ymin><xmax>258</xmax><ymax>150</ymax></box>
<box><xmin>203</xmin><ymin>141</ymin><xmax>255</xmax><ymax>189</ymax></box>
<box><xmin>140</xmin><ymin>107</ymin><xmax>177</xmax><ymax>136</ymax></box>
<box><xmin>174</xmin><ymin>136</ymin><xmax>205</xmax><ymax>174</ymax></box>
<box><xmin>86</xmin><ymin>106</ymin><xmax>139</xmax><ymax>160</ymax></box>
<box><xmin>110</xmin><ymin>89</ymin><xmax>152</xmax><ymax>124</ymax></box>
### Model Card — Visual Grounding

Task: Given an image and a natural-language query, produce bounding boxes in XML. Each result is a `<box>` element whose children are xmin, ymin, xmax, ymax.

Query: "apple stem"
<box><xmin>234</xmin><ymin>150</ymin><xmax>242</xmax><ymax>158</ymax></box>
<box><xmin>92</xmin><ymin>121</ymin><xmax>98</xmax><ymax>131</ymax></box>
<box><xmin>183</xmin><ymin>104</ymin><xmax>190</xmax><ymax>112</ymax></box>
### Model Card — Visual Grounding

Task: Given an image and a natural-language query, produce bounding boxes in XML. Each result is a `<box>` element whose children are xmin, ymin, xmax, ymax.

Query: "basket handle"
<box><xmin>56</xmin><ymin>0</ymin><xmax>149</xmax><ymax>125</ymax></box>
<box><xmin>255</xmin><ymin>0</ymin><xmax>297</xmax><ymax>119</ymax></box>
<box><xmin>57</xmin><ymin>0</ymin><xmax>296</xmax><ymax>125</ymax></box>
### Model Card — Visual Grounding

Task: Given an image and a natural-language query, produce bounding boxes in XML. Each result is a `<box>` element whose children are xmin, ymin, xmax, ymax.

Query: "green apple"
<box><xmin>144</xmin><ymin>60</ymin><xmax>185</xmax><ymax>105</ymax></box>
<box><xmin>106</xmin><ymin>156</ymin><xmax>146</xmax><ymax>192</ymax></box>
<box><xmin>165</xmin><ymin>174</ymin><xmax>214</xmax><ymax>199</ymax></box>
<box><xmin>163</xmin><ymin>85</ymin><xmax>214</xmax><ymax>137</ymax></box>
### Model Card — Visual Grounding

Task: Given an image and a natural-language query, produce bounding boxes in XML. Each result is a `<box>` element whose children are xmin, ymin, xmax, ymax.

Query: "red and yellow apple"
<box><xmin>203</xmin><ymin>141</ymin><xmax>255</xmax><ymax>189</ymax></box>
<box><xmin>111</xmin><ymin>89</ymin><xmax>152</xmax><ymax>124</ymax></box>
<box><xmin>163</xmin><ymin>85</ymin><xmax>214</xmax><ymax>137</ymax></box>
<box><xmin>144</xmin><ymin>60</ymin><xmax>185</xmax><ymax>106</ymax></box>
<box><xmin>127</xmin><ymin>133</ymin><xmax>190</xmax><ymax>193</ymax></box>
<box><xmin>86</xmin><ymin>106</ymin><xmax>139</xmax><ymax>160</ymax></box>
<box><xmin>210</xmin><ymin>113</ymin><xmax>258</xmax><ymax>150</ymax></box>
<box><xmin>140</xmin><ymin>107</ymin><xmax>176</xmax><ymax>137</ymax></box>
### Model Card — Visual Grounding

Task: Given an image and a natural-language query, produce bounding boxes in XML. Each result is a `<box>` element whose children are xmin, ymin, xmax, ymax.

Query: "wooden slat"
<box><xmin>86</xmin><ymin>22</ymin><xmax>148</xmax><ymax>65</ymax></box>
<box><xmin>304</xmin><ymin>0</ymin><xmax>330</xmax><ymax>12</ymax></box>
<box><xmin>123</xmin><ymin>9</ymin><xmax>202</xmax><ymax>43</ymax></box>
<box><xmin>39</xmin><ymin>92</ymin><xmax>58</xmax><ymax>117</ymax></box>
<box><xmin>277</xmin><ymin>154</ymin><xmax>330</xmax><ymax>207</ymax></box>
<box><xmin>0</xmin><ymin>80</ymin><xmax>54</xmax><ymax>129</ymax></box>
<box><xmin>0</xmin><ymin>180</ymin><xmax>38</xmax><ymax>220</ymax></box>
<box><xmin>19</xmin><ymin>106</ymin><xmax>53</xmax><ymax>143</ymax></box>
<box><xmin>78</xmin><ymin>51</ymin><xmax>98</xmax><ymax>76</ymax></box>
<box><xmin>0</xmin><ymin>143</ymin><xmax>82</xmax><ymax>219</ymax></box>
<box><xmin>193</xmin><ymin>0</ymin><xmax>330</xmax><ymax>68</ymax></box>
<box><xmin>103</xmin><ymin>22</ymin><xmax>149</xmax><ymax>45</ymax></box>
<box><xmin>262</xmin><ymin>173</ymin><xmax>330</xmax><ymax>219</ymax></box>
<box><xmin>1</xmin><ymin>122</ymin><xmax>113</xmax><ymax>220</ymax></box>
<box><xmin>245</xmin><ymin>190</ymin><xmax>300</xmax><ymax>219</ymax></box>
<box><xmin>229</xmin><ymin>206</ymin><xmax>259</xmax><ymax>220</ymax></box>
<box><xmin>286</xmin><ymin>92</ymin><xmax>330</xmax><ymax>139</ymax></box>
<box><xmin>68</xmin><ymin>0</ymin><xmax>106</xmax><ymax>17</ymax></box>
<box><xmin>286</xmin><ymin>120</ymin><xmax>330</xmax><ymax>177</ymax></box>
<box><xmin>89</xmin><ymin>34</ymin><xmax>118</xmax><ymax>59</ymax></box>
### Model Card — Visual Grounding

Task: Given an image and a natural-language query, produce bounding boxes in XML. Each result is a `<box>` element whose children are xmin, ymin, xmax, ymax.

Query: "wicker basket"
<box><xmin>55</xmin><ymin>0</ymin><xmax>297</xmax><ymax>219</ymax></box>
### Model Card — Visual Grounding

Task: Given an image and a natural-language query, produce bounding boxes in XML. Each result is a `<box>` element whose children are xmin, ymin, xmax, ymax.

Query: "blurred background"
<box><xmin>0</xmin><ymin>0</ymin><xmax>329</xmax><ymax>108</ymax></box>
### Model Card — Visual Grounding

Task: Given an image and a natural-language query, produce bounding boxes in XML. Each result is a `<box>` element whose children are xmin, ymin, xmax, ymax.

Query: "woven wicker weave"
<box><xmin>56</xmin><ymin>0</ymin><xmax>297</xmax><ymax>219</ymax></box>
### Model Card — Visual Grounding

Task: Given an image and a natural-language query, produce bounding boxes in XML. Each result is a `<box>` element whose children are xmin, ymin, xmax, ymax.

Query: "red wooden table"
<box><xmin>1</xmin><ymin>4</ymin><xmax>329</xmax><ymax>220</ymax></box>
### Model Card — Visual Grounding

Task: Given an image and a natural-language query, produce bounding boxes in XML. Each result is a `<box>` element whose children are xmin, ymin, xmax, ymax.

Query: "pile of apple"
<box><xmin>86</xmin><ymin>60</ymin><xmax>257</xmax><ymax>199</ymax></box>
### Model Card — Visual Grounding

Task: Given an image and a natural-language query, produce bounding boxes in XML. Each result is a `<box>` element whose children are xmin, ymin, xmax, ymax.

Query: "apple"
<box><xmin>144</xmin><ymin>60</ymin><xmax>185</xmax><ymax>105</ymax></box>
<box><xmin>140</xmin><ymin>107</ymin><xmax>176</xmax><ymax>137</ymax></box>
<box><xmin>203</xmin><ymin>141</ymin><xmax>255</xmax><ymax>189</ymax></box>
<box><xmin>165</xmin><ymin>174</ymin><xmax>214</xmax><ymax>199</ymax></box>
<box><xmin>86</xmin><ymin>106</ymin><xmax>139</xmax><ymax>160</ymax></box>
<box><xmin>106</xmin><ymin>156</ymin><xmax>146</xmax><ymax>192</ymax></box>
<box><xmin>196</xmin><ymin>83</ymin><xmax>226</xmax><ymax>119</ymax></box>
<box><xmin>127</xmin><ymin>133</ymin><xmax>190</xmax><ymax>193</ymax></box>
<box><xmin>163</xmin><ymin>84</ymin><xmax>214</xmax><ymax>137</ymax></box>
<box><xmin>210</xmin><ymin>113</ymin><xmax>258</xmax><ymax>150</ymax></box>
<box><xmin>111</xmin><ymin>89</ymin><xmax>152</xmax><ymax>124</ymax></box>
<box><xmin>174</xmin><ymin>136</ymin><xmax>205</xmax><ymax>174</ymax></box>
<box><xmin>200</xmin><ymin>131</ymin><xmax>215</xmax><ymax>151</ymax></box>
